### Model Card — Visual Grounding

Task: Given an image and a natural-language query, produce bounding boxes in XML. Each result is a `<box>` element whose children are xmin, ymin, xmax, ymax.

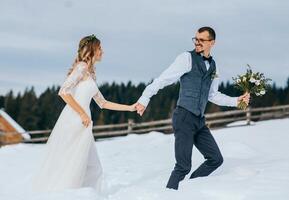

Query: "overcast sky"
<box><xmin>0</xmin><ymin>0</ymin><xmax>288</xmax><ymax>95</ymax></box>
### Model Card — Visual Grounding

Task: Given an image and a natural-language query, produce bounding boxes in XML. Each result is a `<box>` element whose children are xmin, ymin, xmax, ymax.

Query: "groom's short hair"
<box><xmin>198</xmin><ymin>27</ymin><xmax>216</xmax><ymax>40</ymax></box>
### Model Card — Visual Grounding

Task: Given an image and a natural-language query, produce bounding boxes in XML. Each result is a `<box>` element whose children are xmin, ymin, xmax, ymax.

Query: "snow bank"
<box><xmin>1</xmin><ymin>118</ymin><xmax>289</xmax><ymax>200</ymax></box>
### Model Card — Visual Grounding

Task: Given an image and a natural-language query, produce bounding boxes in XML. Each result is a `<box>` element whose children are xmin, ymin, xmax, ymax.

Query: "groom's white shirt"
<box><xmin>138</xmin><ymin>52</ymin><xmax>238</xmax><ymax>108</ymax></box>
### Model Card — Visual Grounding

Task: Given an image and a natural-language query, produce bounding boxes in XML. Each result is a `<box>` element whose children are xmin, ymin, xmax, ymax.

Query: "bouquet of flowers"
<box><xmin>232</xmin><ymin>64</ymin><xmax>271</xmax><ymax>110</ymax></box>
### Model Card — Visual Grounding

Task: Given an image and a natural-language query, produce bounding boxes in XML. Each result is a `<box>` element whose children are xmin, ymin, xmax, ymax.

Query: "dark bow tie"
<box><xmin>202</xmin><ymin>56</ymin><xmax>213</xmax><ymax>63</ymax></box>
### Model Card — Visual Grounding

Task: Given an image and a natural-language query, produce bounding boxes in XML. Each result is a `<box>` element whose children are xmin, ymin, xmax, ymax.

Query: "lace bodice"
<box><xmin>58</xmin><ymin>62</ymin><xmax>107</xmax><ymax>109</ymax></box>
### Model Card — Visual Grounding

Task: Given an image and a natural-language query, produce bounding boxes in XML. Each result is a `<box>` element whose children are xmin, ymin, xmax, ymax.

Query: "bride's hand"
<box><xmin>80</xmin><ymin>112</ymin><xmax>91</xmax><ymax>127</ymax></box>
<box><xmin>128</xmin><ymin>103</ymin><xmax>137</xmax><ymax>112</ymax></box>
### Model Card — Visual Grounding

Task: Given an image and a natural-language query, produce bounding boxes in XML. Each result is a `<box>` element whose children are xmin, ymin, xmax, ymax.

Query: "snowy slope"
<box><xmin>0</xmin><ymin>118</ymin><xmax>289</xmax><ymax>200</ymax></box>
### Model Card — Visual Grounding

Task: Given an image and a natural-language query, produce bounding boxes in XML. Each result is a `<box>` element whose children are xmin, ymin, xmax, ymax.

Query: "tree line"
<box><xmin>0</xmin><ymin>78</ymin><xmax>288</xmax><ymax>131</ymax></box>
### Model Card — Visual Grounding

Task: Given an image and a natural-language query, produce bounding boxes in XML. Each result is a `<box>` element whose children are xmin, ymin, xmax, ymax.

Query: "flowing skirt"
<box><xmin>31</xmin><ymin>105</ymin><xmax>104</xmax><ymax>193</ymax></box>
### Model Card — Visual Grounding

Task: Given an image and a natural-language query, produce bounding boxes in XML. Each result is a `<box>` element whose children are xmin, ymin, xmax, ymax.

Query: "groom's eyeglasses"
<box><xmin>192</xmin><ymin>37</ymin><xmax>212</xmax><ymax>43</ymax></box>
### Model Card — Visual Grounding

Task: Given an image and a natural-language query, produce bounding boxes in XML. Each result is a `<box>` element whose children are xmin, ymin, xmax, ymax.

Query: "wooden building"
<box><xmin>0</xmin><ymin>109</ymin><xmax>30</xmax><ymax>146</ymax></box>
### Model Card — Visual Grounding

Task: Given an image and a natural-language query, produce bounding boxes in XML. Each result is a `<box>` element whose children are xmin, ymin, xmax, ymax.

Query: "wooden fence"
<box><xmin>1</xmin><ymin>104</ymin><xmax>289</xmax><ymax>145</ymax></box>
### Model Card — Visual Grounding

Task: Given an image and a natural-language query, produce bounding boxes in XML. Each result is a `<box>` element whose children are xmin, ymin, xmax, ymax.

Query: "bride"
<box><xmin>31</xmin><ymin>34</ymin><xmax>136</xmax><ymax>193</ymax></box>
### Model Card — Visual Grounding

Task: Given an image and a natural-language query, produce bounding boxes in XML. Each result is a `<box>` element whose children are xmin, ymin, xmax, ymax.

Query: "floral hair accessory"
<box><xmin>79</xmin><ymin>34</ymin><xmax>97</xmax><ymax>50</ymax></box>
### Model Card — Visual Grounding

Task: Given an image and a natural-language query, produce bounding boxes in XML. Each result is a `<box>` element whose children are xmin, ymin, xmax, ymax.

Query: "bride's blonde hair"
<box><xmin>68</xmin><ymin>34</ymin><xmax>101</xmax><ymax>80</ymax></box>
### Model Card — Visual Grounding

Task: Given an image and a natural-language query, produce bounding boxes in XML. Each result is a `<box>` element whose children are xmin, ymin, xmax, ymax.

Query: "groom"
<box><xmin>135</xmin><ymin>27</ymin><xmax>250</xmax><ymax>190</ymax></box>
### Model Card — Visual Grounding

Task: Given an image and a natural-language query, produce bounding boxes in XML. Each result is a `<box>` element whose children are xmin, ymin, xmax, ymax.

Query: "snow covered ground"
<box><xmin>1</xmin><ymin>118</ymin><xmax>289</xmax><ymax>200</ymax></box>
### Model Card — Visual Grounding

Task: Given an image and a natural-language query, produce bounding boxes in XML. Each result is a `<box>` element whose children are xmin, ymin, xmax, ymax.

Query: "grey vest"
<box><xmin>176</xmin><ymin>50</ymin><xmax>216</xmax><ymax>117</ymax></box>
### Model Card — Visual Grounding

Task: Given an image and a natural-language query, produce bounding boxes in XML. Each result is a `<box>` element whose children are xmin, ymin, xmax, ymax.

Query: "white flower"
<box><xmin>242</xmin><ymin>77</ymin><xmax>247</xmax><ymax>82</ymax></box>
<box><xmin>249</xmin><ymin>77</ymin><xmax>256</xmax><ymax>83</ymax></box>
<box><xmin>237</xmin><ymin>79</ymin><xmax>241</xmax><ymax>83</ymax></box>
<box><xmin>260</xmin><ymin>90</ymin><xmax>266</xmax><ymax>95</ymax></box>
<box><xmin>256</xmin><ymin>92</ymin><xmax>260</xmax><ymax>96</ymax></box>
<box><xmin>255</xmin><ymin>80</ymin><xmax>260</xmax><ymax>85</ymax></box>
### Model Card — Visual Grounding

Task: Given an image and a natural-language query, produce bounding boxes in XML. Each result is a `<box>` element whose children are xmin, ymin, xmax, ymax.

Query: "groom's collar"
<box><xmin>193</xmin><ymin>50</ymin><xmax>213</xmax><ymax>63</ymax></box>
<box><xmin>200</xmin><ymin>52</ymin><xmax>212</xmax><ymax>58</ymax></box>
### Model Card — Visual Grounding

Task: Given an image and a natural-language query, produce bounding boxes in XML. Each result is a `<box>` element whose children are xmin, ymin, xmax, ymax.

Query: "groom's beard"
<box><xmin>195</xmin><ymin>47</ymin><xmax>204</xmax><ymax>53</ymax></box>
<box><xmin>195</xmin><ymin>44</ymin><xmax>204</xmax><ymax>53</ymax></box>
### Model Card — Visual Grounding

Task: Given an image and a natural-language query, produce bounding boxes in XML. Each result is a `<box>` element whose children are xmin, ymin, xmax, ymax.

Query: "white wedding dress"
<box><xmin>31</xmin><ymin>61</ymin><xmax>107</xmax><ymax>193</ymax></box>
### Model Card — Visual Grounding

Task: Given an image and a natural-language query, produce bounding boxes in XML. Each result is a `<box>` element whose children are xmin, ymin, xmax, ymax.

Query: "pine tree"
<box><xmin>0</xmin><ymin>95</ymin><xmax>4</xmax><ymax>109</ymax></box>
<box><xmin>4</xmin><ymin>91</ymin><xmax>18</xmax><ymax>119</ymax></box>
<box><xmin>17</xmin><ymin>87</ymin><xmax>39</xmax><ymax>130</ymax></box>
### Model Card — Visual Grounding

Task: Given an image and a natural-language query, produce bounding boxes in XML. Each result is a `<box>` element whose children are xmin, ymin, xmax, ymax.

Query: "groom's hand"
<box><xmin>135</xmin><ymin>102</ymin><xmax>146</xmax><ymax>116</ymax></box>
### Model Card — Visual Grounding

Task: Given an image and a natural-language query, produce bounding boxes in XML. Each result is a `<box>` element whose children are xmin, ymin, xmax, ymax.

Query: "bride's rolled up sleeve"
<box><xmin>93</xmin><ymin>88</ymin><xmax>107</xmax><ymax>109</ymax></box>
<box><xmin>58</xmin><ymin>63</ymin><xmax>87</xmax><ymax>95</ymax></box>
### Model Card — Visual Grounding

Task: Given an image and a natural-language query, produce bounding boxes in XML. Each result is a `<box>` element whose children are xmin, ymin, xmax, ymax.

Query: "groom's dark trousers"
<box><xmin>166</xmin><ymin>106</ymin><xmax>223</xmax><ymax>190</ymax></box>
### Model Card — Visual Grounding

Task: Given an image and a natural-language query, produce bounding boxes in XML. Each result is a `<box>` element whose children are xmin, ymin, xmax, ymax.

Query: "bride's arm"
<box><xmin>102</xmin><ymin>101</ymin><xmax>136</xmax><ymax>112</ymax></box>
<box><xmin>58</xmin><ymin>63</ymin><xmax>91</xmax><ymax>126</ymax></box>
<box><xmin>59</xmin><ymin>94</ymin><xmax>91</xmax><ymax>127</ymax></box>
<box><xmin>93</xmin><ymin>89</ymin><xmax>136</xmax><ymax>112</ymax></box>
<box><xmin>59</xmin><ymin>94</ymin><xmax>88</xmax><ymax>118</ymax></box>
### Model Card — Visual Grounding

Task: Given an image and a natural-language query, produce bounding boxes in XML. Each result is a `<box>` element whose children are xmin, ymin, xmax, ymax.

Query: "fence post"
<box><xmin>246</xmin><ymin>106</ymin><xmax>251</xmax><ymax>125</ymax></box>
<box><xmin>282</xmin><ymin>107</ymin><xmax>286</xmax><ymax>118</ymax></box>
<box><xmin>127</xmin><ymin>119</ymin><xmax>134</xmax><ymax>133</ymax></box>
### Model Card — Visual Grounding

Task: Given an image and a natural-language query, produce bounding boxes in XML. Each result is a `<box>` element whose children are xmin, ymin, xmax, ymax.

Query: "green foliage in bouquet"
<box><xmin>232</xmin><ymin>64</ymin><xmax>271</xmax><ymax>110</ymax></box>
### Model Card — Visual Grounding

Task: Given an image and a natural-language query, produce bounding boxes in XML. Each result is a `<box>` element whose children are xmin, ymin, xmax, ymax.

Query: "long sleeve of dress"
<box><xmin>58</xmin><ymin>63</ymin><xmax>88</xmax><ymax>95</ymax></box>
<box><xmin>92</xmin><ymin>87</ymin><xmax>107</xmax><ymax>109</ymax></box>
